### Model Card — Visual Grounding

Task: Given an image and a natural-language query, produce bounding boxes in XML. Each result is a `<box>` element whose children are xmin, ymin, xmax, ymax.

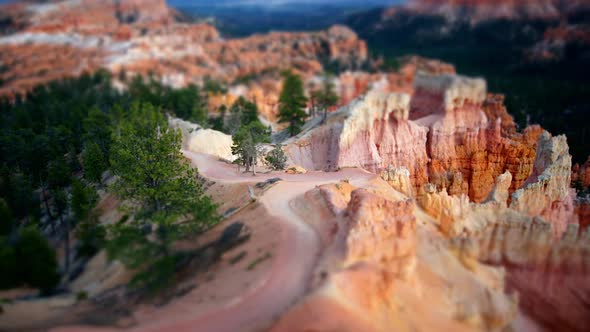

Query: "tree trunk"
<box><xmin>252</xmin><ymin>156</ymin><xmax>256</xmax><ymax>176</ymax></box>
<box><xmin>61</xmin><ymin>215</ymin><xmax>70</xmax><ymax>273</ymax></box>
<box><xmin>41</xmin><ymin>186</ymin><xmax>52</xmax><ymax>221</ymax></box>
<box><xmin>322</xmin><ymin>107</ymin><xmax>327</xmax><ymax>125</ymax></box>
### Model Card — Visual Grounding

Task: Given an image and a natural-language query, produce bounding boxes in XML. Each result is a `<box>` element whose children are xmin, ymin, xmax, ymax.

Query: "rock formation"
<box><xmin>272</xmin><ymin>182</ymin><xmax>519</xmax><ymax>332</ymax></box>
<box><xmin>0</xmin><ymin>0</ymin><xmax>367</xmax><ymax>102</ymax></box>
<box><xmin>475</xmin><ymin>220</ymin><xmax>590</xmax><ymax>332</ymax></box>
<box><xmin>286</xmin><ymin>73</ymin><xmax>542</xmax><ymax>203</ymax></box>
<box><xmin>511</xmin><ymin>132</ymin><xmax>575</xmax><ymax>237</ymax></box>
<box><xmin>169</xmin><ymin>117</ymin><xmax>234</xmax><ymax>161</ymax></box>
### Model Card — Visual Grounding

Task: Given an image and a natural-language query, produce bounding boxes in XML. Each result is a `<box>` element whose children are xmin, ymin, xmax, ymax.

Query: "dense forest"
<box><xmin>0</xmin><ymin>67</ymin><xmax>320</xmax><ymax>295</ymax></box>
<box><xmin>0</xmin><ymin>71</ymin><xmax>221</xmax><ymax>294</ymax></box>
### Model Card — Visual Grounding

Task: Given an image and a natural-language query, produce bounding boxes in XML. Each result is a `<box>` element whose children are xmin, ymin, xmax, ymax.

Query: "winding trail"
<box><xmin>54</xmin><ymin>152</ymin><xmax>375</xmax><ymax>332</ymax></box>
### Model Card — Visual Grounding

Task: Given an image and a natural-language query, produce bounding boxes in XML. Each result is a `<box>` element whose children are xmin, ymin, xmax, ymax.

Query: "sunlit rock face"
<box><xmin>271</xmin><ymin>183</ymin><xmax>519</xmax><ymax>332</ymax></box>
<box><xmin>0</xmin><ymin>0</ymin><xmax>368</xmax><ymax>100</ymax></box>
<box><xmin>511</xmin><ymin>132</ymin><xmax>575</xmax><ymax>237</ymax></box>
<box><xmin>287</xmin><ymin>73</ymin><xmax>542</xmax><ymax>203</ymax></box>
<box><xmin>168</xmin><ymin>117</ymin><xmax>234</xmax><ymax>161</ymax></box>
<box><xmin>474</xmin><ymin>220</ymin><xmax>590</xmax><ymax>332</ymax></box>
<box><xmin>277</xmin><ymin>128</ymin><xmax>589</xmax><ymax>332</ymax></box>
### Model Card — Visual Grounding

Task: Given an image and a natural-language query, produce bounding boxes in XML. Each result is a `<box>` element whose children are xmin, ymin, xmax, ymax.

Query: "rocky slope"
<box><xmin>274</xmin><ymin>78</ymin><xmax>590</xmax><ymax>330</ymax></box>
<box><xmin>2</xmin><ymin>71</ymin><xmax>589</xmax><ymax>332</ymax></box>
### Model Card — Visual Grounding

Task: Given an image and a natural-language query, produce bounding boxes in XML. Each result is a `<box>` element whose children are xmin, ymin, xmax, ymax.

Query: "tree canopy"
<box><xmin>311</xmin><ymin>76</ymin><xmax>339</xmax><ymax>123</ymax></box>
<box><xmin>278</xmin><ymin>71</ymin><xmax>308</xmax><ymax>137</ymax></box>
<box><xmin>108</xmin><ymin>102</ymin><xmax>219</xmax><ymax>290</ymax></box>
<box><xmin>231</xmin><ymin>122</ymin><xmax>271</xmax><ymax>175</ymax></box>
<box><xmin>0</xmin><ymin>70</ymin><xmax>226</xmax><ymax>294</ymax></box>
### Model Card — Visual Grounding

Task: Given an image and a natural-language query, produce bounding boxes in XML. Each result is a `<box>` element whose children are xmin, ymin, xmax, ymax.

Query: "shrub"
<box><xmin>0</xmin><ymin>244</ymin><xmax>18</xmax><ymax>289</ymax></box>
<box><xmin>15</xmin><ymin>227</ymin><xmax>60</xmax><ymax>294</ymax></box>
<box><xmin>265</xmin><ymin>144</ymin><xmax>288</xmax><ymax>171</ymax></box>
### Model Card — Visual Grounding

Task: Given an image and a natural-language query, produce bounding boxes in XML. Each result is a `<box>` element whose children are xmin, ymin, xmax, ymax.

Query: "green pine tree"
<box><xmin>47</xmin><ymin>157</ymin><xmax>71</xmax><ymax>190</ymax></box>
<box><xmin>15</xmin><ymin>227</ymin><xmax>60</xmax><ymax>294</ymax></box>
<box><xmin>278</xmin><ymin>71</ymin><xmax>308</xmax><ymax>136</ymax></box>
<box><xmin>82</xmin><ymin>142</ymin><xmax>108</xmax><ymax>185</ymax></box>
<box><xmin>231</xmin><ymin>122</ymin><xmax>271</xmax><ymax>175</ymax></box>
<box><xmin>0</xmin><ymin>198</ymin><xmax>14</xmax><ymax>236</ymax></box>
<box><xmin>108</xmin><ymin>102</ymin><xmax>219</xmax><ymax>290</ymax></box>
<box><xmin>71</xmin><ymin>179</ymin><xmax>98</xmax><ymax>222</ymax></box>
<box><xmin>83</xmin><ymin>107</ymin><xmax>112</xmax><ymax>158</ymax></box>
<box><xmin>313</xmin><ymin>76</ymin><xmax>339</xmax><ymax>124</ymax></box>
<box><xmin>265</xmin><ymin>144</ymin><xmax>288</xmax><ymax>171</ymax></box>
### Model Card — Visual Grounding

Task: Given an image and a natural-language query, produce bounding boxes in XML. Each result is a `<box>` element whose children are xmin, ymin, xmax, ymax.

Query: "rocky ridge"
<box><xmin>286</xmin><ymin>72</ymin><xmax>542</xmax><ymax>203</ymax></box>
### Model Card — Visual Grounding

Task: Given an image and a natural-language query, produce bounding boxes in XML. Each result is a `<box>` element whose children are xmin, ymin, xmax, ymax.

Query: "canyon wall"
<box><xmin>287</xmin><ymin>73</ymin><xmax>542</xmax><ymax>203</ymax></box>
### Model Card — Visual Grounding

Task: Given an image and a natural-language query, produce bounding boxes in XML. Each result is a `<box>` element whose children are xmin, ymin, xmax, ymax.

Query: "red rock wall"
<box><xmin>477</xmin><ymin>221</ymin><xmax>590</xmax><ymax>332</ymax></box>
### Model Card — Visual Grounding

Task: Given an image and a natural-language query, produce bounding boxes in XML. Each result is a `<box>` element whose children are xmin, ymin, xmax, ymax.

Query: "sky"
<box><xmin>0</xmin><ymin>0</ymin><xmax>403</xmax><ymax>5</ymax></box>
<box><xmin>168</xmin><ymin>0</ymin><xmax>402</xmax><ymax>6</ymax></box>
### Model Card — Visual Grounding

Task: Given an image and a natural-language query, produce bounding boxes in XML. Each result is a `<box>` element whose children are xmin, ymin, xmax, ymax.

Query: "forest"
<box><xmin>0</xmin><ymin>71</ymin><xmax>221</xmax><ymax>293</ymax></box>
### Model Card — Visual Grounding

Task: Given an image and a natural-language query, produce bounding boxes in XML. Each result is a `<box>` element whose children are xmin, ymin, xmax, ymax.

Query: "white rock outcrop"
<box><xmin>168</xmin><ymin>117</ymin><xmax>234</xmax><ymax>161</ymax></box>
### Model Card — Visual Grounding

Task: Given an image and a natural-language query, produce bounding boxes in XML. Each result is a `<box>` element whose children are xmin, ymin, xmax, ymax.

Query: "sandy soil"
<box><xmin>48</xmin><ymin>152</ymin><xmax>378</xmax><ymax>332</ymax></box>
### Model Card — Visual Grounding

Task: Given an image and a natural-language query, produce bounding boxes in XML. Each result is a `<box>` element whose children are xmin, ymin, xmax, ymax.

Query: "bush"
<box><xmin>0</xmin><ymin>244</ymin><xmax>18</xmax><ymax>289</ymax></box>
<box><xmin>15</xmin><ymin>227</ymin><xmax>60</xmax><ymax>294</ymax></box>
<box><xmin>76</xmin><ymin>291</ymin><xmax>88</xmax><ymax>301</ymax></box>
<box><xmin>265</xmin><ymin>144</ymin><xmax>288</xmax><ymax>170</ymax></box>
<box><xmin>76</xmin><ymin>213</ymin><xmax>106</xmax><ymax>259</ymax></box>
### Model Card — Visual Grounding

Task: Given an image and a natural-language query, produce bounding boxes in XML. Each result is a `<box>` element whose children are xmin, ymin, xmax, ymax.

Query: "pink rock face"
<box><xmin>271</xmin><ymin>188</ymin><xmax>420</xmax><ymax>332</ymax></box>
<box><xmin>345</xmin><ymin>189</ymin><xmax>417</xmax><ymax>274</ymax></box>
<box><xmin>289</xmin><ymin>73</ymin><xmax>541</xmax><ymax>203</ymax></box>
<box><xmin>511</xmin><ymin>132</ymin><xmax>575</xmax><ymax>238</ymax></box>
<box><xmin>477</xmin><ymin>221</ymin><xmax>590</xmax><ymax>332</ymax></box>
<box><xmin>338</xmin><ymin>117</ymin><xmax>430</xmax><ymax>185</ymax></box>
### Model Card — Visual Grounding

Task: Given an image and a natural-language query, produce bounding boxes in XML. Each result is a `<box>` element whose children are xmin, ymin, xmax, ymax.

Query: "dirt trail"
<box><xmin>54</xmin><ymin>152</ymin><xmax>375</xmax><ymax>332</ymax></box>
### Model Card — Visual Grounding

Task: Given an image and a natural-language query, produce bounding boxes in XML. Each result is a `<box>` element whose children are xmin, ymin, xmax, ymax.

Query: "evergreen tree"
<box><xmin>83</xmin><ymin>107</ymin><xmax>112</xmax><ymax>158</ymax></box>
<box><xmin>165</xmin><ymin>84</ymin><xmax>208</xmax><ymax>125</ymax></box>
<box><xmin>82</xmin><ymin>142</ymin><xmax>108</xmax><ymax>185</ymax></box>
<box><xmin>231</xmin><ymin>122</ymin><xmax>271</xmax><ymax>175</ymax></box>
<box><xmin>225</xmin><ymin>96</ymin><xmax>261</xmax><ymax>134</ymax></box>
<box><xmin>312</xmin><ymin>76</ymin><xmax>339</xmax><ymax>124</ymax></box>
<box><xmin>265</xmin><ymin>144</ymin><xmax>288</xmax><ymax>171</ymax></box>
<box><xmin>71</xmin><ymin>179</ymin><xmax>98</xmax><ymax>222</ymax></box>
<box><xmin>108</xmin><ymin>102</ymin><xmax>219</xmax><ymax>290</ymax></box>
<box><xmin>0</xmin><ymin>198</ymin><xmax>13</xmax><ymax>236</ymax></box>
<box><xmin>52</xmin><ymin>188</ymin><xmax>71</xmax><ymax>272</ymax></box>
<box><xmin>47</xmin><ymin>157</ymin><xmax>71</xmax><ymax>189</ymax></box>
<box><xmin>209</xmin><ymin>105</ymin><xmax>226</xmax><ymax>132</ymax></box>
<box><xmin>76</xmin><ymin>212</ymin><xmax>105</xmax><ymax>259</ymax></box>
<box><xmin>0</xmin><ymin>243</ymin><xmax>18</xmax><ymax>289</ymax></box>
<box><xmin>15</xmin><ymin>227</ymin><xmax>60</xmax><ymax>294</ymax></box>
<box><xmin>236</xmin><ymin>96</ymin><xmax>260</xmax><ymax>125</ymax></box>
<box><xmin>29</xmin><ymin>134</ymin><xmax>51</xmax><ymax>183</ymax></box>
<box><xmin>8</xmin><ymin>171</ymin><xmax>39</xmax><ymax>223</ymax></box>
<box><xmin>278</xmin><ymin>71</ymin><xmax>308</xmax><ymax>136</ymax></box>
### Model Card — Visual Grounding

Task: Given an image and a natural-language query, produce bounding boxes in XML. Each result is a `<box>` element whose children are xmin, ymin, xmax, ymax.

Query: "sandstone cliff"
<box><xmin>286</xmin><ymin>73</ymin><xmax>542</xmax><ymax>203</ymax></box>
